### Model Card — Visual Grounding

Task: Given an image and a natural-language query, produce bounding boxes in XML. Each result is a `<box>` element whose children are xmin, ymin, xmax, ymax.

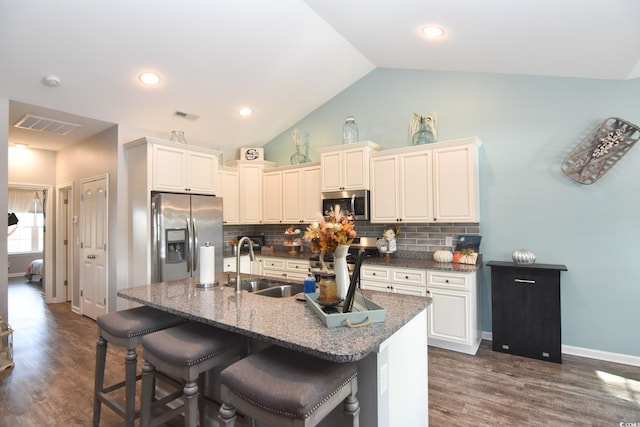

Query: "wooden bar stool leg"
<box><xmin>140</xmin><ymin>361</ymin><xmax>155</xmax><ymax>427</ymax></box>
<box><xmin>343</xmin><ymin>392</ymin><xmax>360</xmax><ymax>427</ymax></box>
<box><xmin>124</xmin><ymin>348</ymin><xmax>138</xmax><ymax>427</ymax></box>
<box><xmin>183</xmin><ymin>380</ymin><xmax>199</xmax><ymax>427</ymax></box>
<box><xmin>218</xmin><ymin>402</ymin><xmax>237</xmax><ymax>427</ymax></box>
<box><xmin>93</xmin><ymin>337</ymin><xmax>107</xmax><ymax>427</ymax></box>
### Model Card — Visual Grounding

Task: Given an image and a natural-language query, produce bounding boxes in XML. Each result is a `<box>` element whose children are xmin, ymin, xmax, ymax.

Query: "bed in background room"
<box><xmin>25</xmin><ymin>258</ymin><xmax>43</xmax><ymax>284</ymax></box>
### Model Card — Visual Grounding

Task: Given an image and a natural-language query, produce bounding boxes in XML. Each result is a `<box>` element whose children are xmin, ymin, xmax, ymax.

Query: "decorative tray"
<box><xmin>561</xmin><ymin>117</ymin><xmax>640</xmax><ymax>184</ymax></box>
<box><xmin>305</xmin><ymin>292</ymin><xmax>386</xmax><ymax>328</ymax></box>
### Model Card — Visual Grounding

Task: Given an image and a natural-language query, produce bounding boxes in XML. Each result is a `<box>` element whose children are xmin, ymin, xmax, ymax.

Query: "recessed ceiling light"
<box><xmin>139</xmin><ymin>72</ymin><xmax>161</xmax><ymax>85</ymax></box>
<box><xmin>42</xmin><ymin>75</ymin><xmax>61</xmax><ymax>87</ymax></box>
<box><xmin>13</xmin><ymin>143</ymin><xmax>28</xmax><ymax>150</ymax></box>
<box><xmin>238</xmin><ymin>107</ymin><xmax>253</xmax><ymax>117</ymax></box>
<box><xmin>421</xmin><ymin>25</ymin><xmax>445</xmax><ymax>38</ymax></box>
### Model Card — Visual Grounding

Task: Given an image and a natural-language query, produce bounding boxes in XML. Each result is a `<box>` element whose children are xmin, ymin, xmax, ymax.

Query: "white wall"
<box><xmin>57</xmin><ymin>126</ymin><xmax>118</xmax><ymax>311</ymax></box>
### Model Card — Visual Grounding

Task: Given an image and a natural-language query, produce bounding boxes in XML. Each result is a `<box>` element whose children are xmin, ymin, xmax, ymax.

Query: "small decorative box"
<box><xmin>240</xmin><ymin>147</ymin><xmax>264</xmax><ymax>161</ymax></box>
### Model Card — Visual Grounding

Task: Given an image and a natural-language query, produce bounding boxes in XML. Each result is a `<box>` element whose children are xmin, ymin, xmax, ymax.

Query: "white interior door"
<box><xmin>80</xmin><ymin>175</ymin><xmax>108</xmax><ymax>320</ymax></box>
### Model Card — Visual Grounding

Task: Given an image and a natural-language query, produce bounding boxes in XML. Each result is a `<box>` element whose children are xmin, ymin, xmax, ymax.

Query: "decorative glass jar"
<box><xmin>342</xmin><ymin>116</ymin><xmax>359</xmax><ymax>145</ymax></box>
<box><xmin>318</xmin><ymin>273</ymin><xmax>338</xmax><ymax>302</ymax></box>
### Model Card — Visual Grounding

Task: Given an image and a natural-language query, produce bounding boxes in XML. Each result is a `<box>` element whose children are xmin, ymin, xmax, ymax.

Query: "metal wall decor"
<box><xmin>561</xmin><ymin>117</ymin><xmax>640</xmax><ymax>184</ymax></box>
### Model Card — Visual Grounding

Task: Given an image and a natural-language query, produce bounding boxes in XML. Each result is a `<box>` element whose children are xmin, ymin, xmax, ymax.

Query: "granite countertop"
<box><xmin>363</xmin><ymin>255</ymin><xmax>482</xmax><ymax>272</ymax></box>
<box><xmin>224</xmin><ymin>248</ymin><xmax>482</xmax><ymax>272</ymax></box>
<box><xmin>117</xmin><ymin>273</ymin><xmax>431</xmax><ymax>363</ymax></box>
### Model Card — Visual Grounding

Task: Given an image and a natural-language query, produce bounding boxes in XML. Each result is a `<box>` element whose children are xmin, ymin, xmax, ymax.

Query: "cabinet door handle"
<box><xmin>514</xmin><ymin>278</ymin><xmax>536</xmax><ymax>284</ymax></box>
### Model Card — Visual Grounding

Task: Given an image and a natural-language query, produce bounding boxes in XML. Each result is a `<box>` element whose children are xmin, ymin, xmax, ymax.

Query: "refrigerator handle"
<box><xmin>151</xmin><ymin>200</ymin><xmax>162</xmax><ymax>282</ymax></box>
<box><xmin>193</xmin><ymin>218</ymin><xmax>199</xmax><ymax>271</ymax></box>
<box><xmin>186</xmin><ymin>217</ymin><xmax>192</xmax><ymax>273</ymax></box>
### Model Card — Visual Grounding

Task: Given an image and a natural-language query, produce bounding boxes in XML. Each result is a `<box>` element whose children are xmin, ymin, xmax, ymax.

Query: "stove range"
<box><xmin>309</xmin><ymin>237</ymin><xmax>378</xmax><ymax>277</ymax></box>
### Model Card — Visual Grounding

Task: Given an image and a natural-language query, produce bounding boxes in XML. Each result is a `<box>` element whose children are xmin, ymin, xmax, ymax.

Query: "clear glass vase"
<box><xmin>290</xmin><ymin>144</ymin><xmax>307</xmax><ymax>165</ymax></box>
<box><xmin>411</xmin><ymin>120</ymin><xmax>435</xmax><ymax>145</ymax></box>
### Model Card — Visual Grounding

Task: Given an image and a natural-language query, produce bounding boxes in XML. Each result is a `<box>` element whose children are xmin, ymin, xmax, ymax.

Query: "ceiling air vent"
<box><xmin>174</xmin><ymin>111</ymin><xmax>200</xmax><ymax>121</ymax></box>
<box><xmin>13</xmin><ymin>114</ymin><xmax>82</xmax><ymax>135</ymax></box>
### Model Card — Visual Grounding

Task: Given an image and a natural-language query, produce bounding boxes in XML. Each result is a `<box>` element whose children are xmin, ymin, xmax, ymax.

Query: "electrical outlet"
<box><xmin>445</xmin><ymin>236</ymin><xmax>453</xmax><ymax>246</ymax></box>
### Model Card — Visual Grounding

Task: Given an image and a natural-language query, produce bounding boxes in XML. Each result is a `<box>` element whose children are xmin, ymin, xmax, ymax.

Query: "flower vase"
<box><xmin>387</xmin><ymin>238</ymin><xmax>397</xmax><ymax>253</ymax></box>
<box><xmin>333</xmin><ymin>245</ymin><xmax>350</xmax><ymax>301</ymax></box>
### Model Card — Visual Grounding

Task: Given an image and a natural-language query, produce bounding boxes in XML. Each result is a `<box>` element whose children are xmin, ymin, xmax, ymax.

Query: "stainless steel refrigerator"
<box><xmin>151</xmin><ymin>191</ymin><xmax>223</xmax><ymax>283</ymax></box>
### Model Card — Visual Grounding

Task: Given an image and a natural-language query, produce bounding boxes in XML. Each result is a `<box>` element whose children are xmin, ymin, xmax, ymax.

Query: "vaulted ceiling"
<box><xmin>2</xmin><ymin>0</ymin><xmax>639</xmax><ymax>151</ymax></box>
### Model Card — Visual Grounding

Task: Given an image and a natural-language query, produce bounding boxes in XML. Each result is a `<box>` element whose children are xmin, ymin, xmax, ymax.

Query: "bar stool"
<box><xmin>140</xmin><ymin>321</ymin><xmax>247</xmax><ymax>427</ymax></box>
<box><xmin>218</xmin><ymin>345</ymin><xmax>359</xmax><ymax>427</ymax></box>
<box><xmin>93</xmin><ymin>306</ymin><xmax>186</xmax><ymax>427</ymax></box>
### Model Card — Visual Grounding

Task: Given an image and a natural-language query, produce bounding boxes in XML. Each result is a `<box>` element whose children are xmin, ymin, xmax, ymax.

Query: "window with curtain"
<box><xmin>7</xmin><ymin>188</ymin><xmax>45</xmax><ymax>254</ymax></box>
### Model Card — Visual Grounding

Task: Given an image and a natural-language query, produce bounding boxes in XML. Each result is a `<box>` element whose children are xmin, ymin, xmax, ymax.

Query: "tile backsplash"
<box><xmin>224</xmin><ymin>222</ymin><xmax>480</xmax><ymax>258</ymax></box>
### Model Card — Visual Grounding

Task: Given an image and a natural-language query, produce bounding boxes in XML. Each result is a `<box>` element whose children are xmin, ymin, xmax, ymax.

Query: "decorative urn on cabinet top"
<box><xmin>512</xmin><ymin>248</ymin><xmax>536</xmax><ymax>265</ymax></box>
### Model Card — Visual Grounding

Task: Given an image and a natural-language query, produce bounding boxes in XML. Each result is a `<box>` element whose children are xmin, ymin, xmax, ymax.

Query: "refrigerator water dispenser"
<box><xmin>166</xmin><ymin>229</ymin><xmax>186</xmax><ymax>263</ymax></box>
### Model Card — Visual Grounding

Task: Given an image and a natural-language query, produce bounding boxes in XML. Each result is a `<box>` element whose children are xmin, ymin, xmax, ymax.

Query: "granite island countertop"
<box><xmin>117</xmin><ymin>273</ymin><xmax>431</xmax><ymax>363</ymax></box>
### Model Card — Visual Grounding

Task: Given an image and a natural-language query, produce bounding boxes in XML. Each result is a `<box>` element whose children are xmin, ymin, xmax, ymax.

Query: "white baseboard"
<box><xmin>8</xmin><ymin>272</ymin><xmax>26</xmax><ymax>278</ymax></box>
<box><xmin>481</xmin><ymin>331</ymin><xmax>640</xmax><ymax>367</ymax></box>
<box><xmin>562</xmin><ymin>345</ymin><xmax>640</xmax><ymax>367</ymax></box>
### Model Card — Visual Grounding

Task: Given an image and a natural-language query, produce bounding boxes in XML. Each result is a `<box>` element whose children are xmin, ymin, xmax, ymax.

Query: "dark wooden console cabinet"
<box><xmin>487</xmin><ymin>261</ymin><xmax>567</xmax><ymax>363</ymax></box>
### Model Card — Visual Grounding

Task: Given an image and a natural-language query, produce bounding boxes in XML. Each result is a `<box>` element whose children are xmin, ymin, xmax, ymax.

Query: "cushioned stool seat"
<box><xmin>218</xmin><ymin>345</ymin><xmax>359</xmax><ymax>427</ymax></box>
<box><xmin>93</xmin><ymin>306</ymin><xmax>186</xmax><ymax>427</ymax></box>
<box><xmin>140</xmin><ymin>321</ymin><xmax>247</xmax><ymax>427</ymax></box>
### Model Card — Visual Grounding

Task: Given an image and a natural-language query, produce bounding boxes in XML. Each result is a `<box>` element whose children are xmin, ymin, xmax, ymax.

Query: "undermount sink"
<box><xmin>226</xmin><ymin>277</ymin><xmax>304</xmax><ymax>298</ymax></box>
<box><xmin>253</xmin><ymin>283</ymin><xmax>304</xmax><ymax>298</ymax></box>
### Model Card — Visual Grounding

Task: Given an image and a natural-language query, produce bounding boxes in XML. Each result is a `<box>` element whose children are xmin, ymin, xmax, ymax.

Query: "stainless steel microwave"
<box><xmin>321</xmin><ymin>190</ymin><xmax>370</xmax><ymax>221</ymax></box>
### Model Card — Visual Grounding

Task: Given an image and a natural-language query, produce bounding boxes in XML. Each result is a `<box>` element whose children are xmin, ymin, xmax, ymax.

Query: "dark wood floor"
<box><xmin>1</xmin><ymin>277</ymin><xmax>639</xmax><ymax>426</ymax></box>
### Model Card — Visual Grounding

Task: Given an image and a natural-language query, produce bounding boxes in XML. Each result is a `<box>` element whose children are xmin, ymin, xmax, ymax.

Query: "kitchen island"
<box><xmin>118</xmin><ymin>273</ymin><xmax>431</xmax><ymax>426</ymax></box>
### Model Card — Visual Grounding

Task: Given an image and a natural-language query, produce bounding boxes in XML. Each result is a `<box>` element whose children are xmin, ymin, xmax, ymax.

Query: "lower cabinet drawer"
<box><xmin>262</xmin><ymin>258</ymin><xmax>285</xmax><ymax>270</ymax></box>
<box><xmin>361</xmin><ymin>266</ymin><xmax>390</xmax><ymax>281</ymax></box>
<box><xmin>286</xmin><ymin>260</ymin><xmax>310</xmax><ymax>273</ymax></box>
<box><xmin>392</xmin><ymin>269</ymin><xmax>426</xmax><ymax>286</ymax></box>
<box><xmin>428</xmin><ymin>271</ymin><xmax>469</xmax><ymax>290</ymax></box>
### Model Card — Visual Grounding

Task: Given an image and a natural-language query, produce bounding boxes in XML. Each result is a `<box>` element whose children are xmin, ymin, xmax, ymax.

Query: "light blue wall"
<box><xmin>264</xmin><ymin>68</ymin><xmax>640</xmax><ymax>357</ymax></box>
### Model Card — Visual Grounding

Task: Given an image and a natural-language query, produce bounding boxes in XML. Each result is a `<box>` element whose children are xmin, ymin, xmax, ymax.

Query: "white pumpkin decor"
<box><xmin>433</xmin><ymin>249</ymin><xmax>453</xmax><ymax>263</ymax></box>
<box><xmin>512</xmin><ymin>248</ymin><xmax>536</xmax><ymax>265</ymax></box>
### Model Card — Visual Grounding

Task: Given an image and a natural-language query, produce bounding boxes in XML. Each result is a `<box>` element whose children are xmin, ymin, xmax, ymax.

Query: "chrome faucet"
<box><xmin>235</xmin><ymin>236</ymin><xmax>255</xmax><ymax>293</ymax></box>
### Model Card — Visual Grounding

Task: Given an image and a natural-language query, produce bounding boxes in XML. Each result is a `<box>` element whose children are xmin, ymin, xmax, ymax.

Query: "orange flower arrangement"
<box><xmin>304</xmin><ymin>205</ymin><xmax>356</xmax><ymax>253</ymax></box>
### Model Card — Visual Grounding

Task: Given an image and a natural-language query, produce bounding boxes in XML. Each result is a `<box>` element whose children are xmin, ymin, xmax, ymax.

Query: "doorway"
<box><xmin>79</xmin><ymin>174</ymin><xmax>108</xmax><ymax>320</ymax></box>
<box><xmin>7</xmin><ymin>183</ymin><xmax>56</xmax><ymax>303</ymax></box>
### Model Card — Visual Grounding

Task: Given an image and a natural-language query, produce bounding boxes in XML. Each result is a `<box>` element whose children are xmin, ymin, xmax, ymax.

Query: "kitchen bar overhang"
<box><xmin>118</xmin><ymin>273</ymin><xmax>431</xmax><ymax>426</ymax></box>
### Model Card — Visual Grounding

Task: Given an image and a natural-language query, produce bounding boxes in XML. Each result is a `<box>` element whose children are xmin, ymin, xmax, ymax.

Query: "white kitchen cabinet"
<box><xmin>300</xmin><ymin>165</ymin><xmax>322</xmax><ymax>222</ymax></box>
<box><xmin>432</xmin><ymin>139</ymin><xmax>480</xmax><ymax>222</ymax></box>
<box><xmin>261</xmin><ymin>256</ymin><xmax>309</xmax><ymax>281</ymax></box>
<box><xmin>370</xmin><ymin>148</ymin><xmax>433</xmax><ymax>223</ymax></box>
<box><xmin>361</xmin><ymin>263</ymin><xmax>481</xmax><ymax>355</ymax></box>
<box><xmin>223</xmin><ymin>255</ymin><xmax>251</xmax><ymax>273</ymax></box>
<box><xmin>319</xmin><ymin>141</ymin><xmax>381</xmax><ymax>191</ymax></box>
<box><xmin>282</xmin><ymin>163</ymin><xmax>322</xmax><ymax>223</ymax></box>
<box><xmin>361</xmin><ymin>265</ymin><xmax>427</xmax><ymax>296</ymax></box>
<box><xmin>218</xmin><ymin>166</ymin><xmax>239</xmax><ymax>225</ymax></box>
<box><xmin>370</xmin><ymin>137</ymin><xmax>479</xmax><ymax>223</ymax></box>
<box><xmin>426</xmin><ymin>269</ymin><xmax>481</xmax><ymax>355</ymax></box>
<box><xmin>263</xmin><ymin>169</ymin><xmax>283</xmax><ymax>224</ymax></box>
<box><xmin>260</xmin><ymin>163</ymin><xmax>321</xmax><ymax>225</ymax></box>
<box><xmin>233</xmin><ymin>160</ymin><xmax>275</xmax><ymax>224</ymax></box>
<box><xmin>152</xmin><ymin>142</ymin><xmax>219</xmax><ymax>194</ymax></box>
